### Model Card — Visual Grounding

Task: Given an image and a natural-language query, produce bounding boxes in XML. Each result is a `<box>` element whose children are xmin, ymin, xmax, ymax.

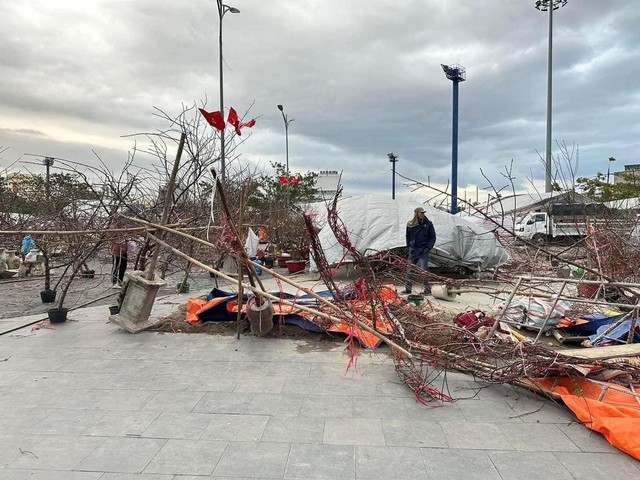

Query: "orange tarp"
<box><xmin>534</xmin><ymin>377</ymin><xmax>640</xmax><ymax>460</ymax></box>
<box><xmin>185</xmin><ymin>285</ymin><xmax>404</xmax><ymax>349</ymax></box>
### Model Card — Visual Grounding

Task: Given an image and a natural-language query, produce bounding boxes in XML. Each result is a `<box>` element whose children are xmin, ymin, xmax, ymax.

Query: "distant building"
<box><xmin>314</xmin><ymin>170</ymin><xmax>341</xmax><ymax>201</ymax></box>
<box><xmin>613</xmin><ymin>164</ymin><xmax>640</xmax><ymax>184</ymax></box>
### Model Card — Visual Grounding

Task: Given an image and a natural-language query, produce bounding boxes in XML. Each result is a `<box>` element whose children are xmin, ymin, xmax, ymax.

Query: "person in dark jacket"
<box><xmin>404</xmin><ymin>206</ymin><xmax>436</xmax><ymax>294</ymax></box>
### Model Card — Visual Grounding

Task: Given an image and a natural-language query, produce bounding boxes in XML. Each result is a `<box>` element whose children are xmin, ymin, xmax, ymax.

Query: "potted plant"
<box><xmin>46</xmin><ymin>238</ymin><xmax>104</xmax><ymax>323</ymax></box>
<box><xmin>37</xmin><ymin>242</ymin><xmax>57</xmax><ymax>304</ymax></box>
<box><xmin>285</xmin><ymin>235</ymin><xmax>309</xmax><ymax>274</ymax></box>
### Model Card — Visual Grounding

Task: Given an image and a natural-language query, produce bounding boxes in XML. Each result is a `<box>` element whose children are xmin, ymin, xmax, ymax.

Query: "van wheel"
<box><xmin>532</xmin><ymin>233</ymin><xmax>546</xmax><ymax>246</ymax></box>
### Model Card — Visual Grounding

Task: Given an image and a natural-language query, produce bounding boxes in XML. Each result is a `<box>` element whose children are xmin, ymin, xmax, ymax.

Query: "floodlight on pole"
<box><xmin>277</xmin><ymin>104</ymin><xmax>293</xmax><ymax>178</ymax></box>
<box><xmin>441</xmin><ymin>63</ymin><xmax>466</xmax><ymax>214</ymax></box>
<box><xmin>387</xmin><ymin>153</ymin><xmax>398</xmax><ymax>200</ymax></box>
<box><xmin>607</xmin><ymin>156</ymin><xmax>616</xmax><ymax>185</ymax></box>
<box><xmin>43</xmin><ymin>156</ymin><xmax>54</xmax><ymax>200</ymax></box>
<box><xmin>535</xmin><ymin>0</ymin><xmax>568</xmax><ymax>193</ymax></box>
<box><xmin>217</xmin><ymin>1</ymin><xmax>240</xmax><ymax>185</ymax></box>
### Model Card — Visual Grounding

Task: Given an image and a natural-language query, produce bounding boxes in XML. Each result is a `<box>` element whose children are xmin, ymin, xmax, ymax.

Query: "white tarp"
<box><xmin>306</xmin><ymin>194</ymin><xmax>508</xmax><ymax>272</ymax></box>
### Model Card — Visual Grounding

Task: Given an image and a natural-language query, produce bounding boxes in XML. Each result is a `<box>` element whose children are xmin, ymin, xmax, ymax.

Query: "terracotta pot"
<box><xmin>577</xmin><ymin>283</ymin><xmax>599</xmax><ymax>298</ymax></box>
<box><xmin>286</xmin><ymin>260</ymin><xmax>306</xmax><ymax>274</ymax></box>
<box><xmin>277</xmin><ymin>255</ymin><xmax>291</xmax><ymax>268</ymax></box>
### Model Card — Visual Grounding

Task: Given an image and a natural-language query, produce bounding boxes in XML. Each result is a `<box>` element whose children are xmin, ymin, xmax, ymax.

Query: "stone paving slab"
<box><xmin>0</xmin><ymin>274</ymin><xmax>639</xmax><ymax>478</ymax></box>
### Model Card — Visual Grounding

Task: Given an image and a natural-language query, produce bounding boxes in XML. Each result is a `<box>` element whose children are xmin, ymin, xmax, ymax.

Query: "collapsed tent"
<box><xmin>306</xmin><ymin>194</ymin><xmax>508</xmax><ymax>271</ymax></box>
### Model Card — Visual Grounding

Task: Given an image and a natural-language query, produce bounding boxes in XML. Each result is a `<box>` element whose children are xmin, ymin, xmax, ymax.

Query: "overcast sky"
<box><xmin>1</xmin><ymin>0</ymin><xmax>639</xmax><ymax>203</ymax></box>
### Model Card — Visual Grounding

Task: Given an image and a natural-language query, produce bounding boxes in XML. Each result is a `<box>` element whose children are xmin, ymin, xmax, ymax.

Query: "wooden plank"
<box><xmin>559</xmin><ymin>343</ymin><xmax>640</xmax><ymax>360</ymax></box>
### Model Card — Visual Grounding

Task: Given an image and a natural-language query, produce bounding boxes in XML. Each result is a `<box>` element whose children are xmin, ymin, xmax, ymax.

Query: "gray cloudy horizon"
<box><xmin>1</xmin><ymin>0</ymin><xmax>639</xmax><ymax>202</ymax></box>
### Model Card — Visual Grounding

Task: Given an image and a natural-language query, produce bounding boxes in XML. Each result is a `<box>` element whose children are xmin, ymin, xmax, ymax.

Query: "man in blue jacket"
<box><xmin>404</xmin><ymin>206</ymin><xmax>436</xmax><ymax>294</ymax></box>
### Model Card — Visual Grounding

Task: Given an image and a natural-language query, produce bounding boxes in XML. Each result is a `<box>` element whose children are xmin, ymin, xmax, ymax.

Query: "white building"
<box><xmin>314</xmin><ymin>170</ymin><xmax>341</xmax><ymax>201</ymax></box>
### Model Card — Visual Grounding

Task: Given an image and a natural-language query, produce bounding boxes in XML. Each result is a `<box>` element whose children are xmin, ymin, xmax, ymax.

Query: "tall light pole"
<box><xmin>277</xmin><ymin>104</ymin><xmax>293</xmax><ymax>177</ymax></box>
<box><xmin>217</xmin><ymin>0</ymin><xmax>240</xmax><ymax>185</ymax></box>
<box><xmin>535</xmin><ymin>0</ymin><xmax>568</xmax><ymax>193</ymax></box>
<box><xmin>441</xmin><ymin>63</ymin><xmax>466</xmax><ymax>215</ymax></box>
<box><xmin>387</xmin><ymin>153</ymin><xmax>398</xmax><ymax>200</ymax></box>
<box><xmin>43</xmin><ymin>156</ymin><xmax>54</xmax><ymax>200</ymax></box>
<box><xmin>607</xmin><ymin>156</ymin><xmax>616</xmax><ymax>184</ymax></box>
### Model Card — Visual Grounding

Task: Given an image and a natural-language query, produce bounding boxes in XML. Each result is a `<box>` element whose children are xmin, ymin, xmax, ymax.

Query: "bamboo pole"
<box><xmin>125</xmin><ymin>216</ymin><xmax>369</xmax><ymax>332</ymax></box>
<box><xmin>0</xmin><ymin>224</ymin><xmax>206</xmax><ymax>236</ymax></box>
<box><xmin>534</xmin><ymin>280</ymin><xmax>568</xmax><ymax>344</ymax></box>
<box><xmin>146</xmin><ymin>132</ymin><xmax>186</xmax><ymax>281</ymax></box>
<box><xmin>209</xmin><ymin>168</ymin><xmax>265</xmax><ymax>293</ymax></box>
<box><xmin>146</xmin><ymin>233</ymin><xmax>413</xmax><ymax>359</ymax></box>
<box><xmin>486</xmin><ymin>277</ymin><xmax>523</xmax><ymax>340</ymax></box>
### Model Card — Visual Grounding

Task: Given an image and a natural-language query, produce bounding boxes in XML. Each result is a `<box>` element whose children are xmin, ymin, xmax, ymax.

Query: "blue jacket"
<box><xmin>406</xmin><ymin>219</ymin><xmax>436</xmax><ymax>258</ymax></box>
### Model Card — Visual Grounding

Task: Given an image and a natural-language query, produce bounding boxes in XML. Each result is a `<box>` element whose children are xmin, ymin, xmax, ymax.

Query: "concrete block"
<box><xmin>109</xmin><ymin>270</ymin><xmax>166</xmax><ymax>333</ymax></box>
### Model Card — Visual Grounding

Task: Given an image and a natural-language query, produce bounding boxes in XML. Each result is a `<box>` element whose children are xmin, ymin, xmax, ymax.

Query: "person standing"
<box><xmin>404</xmin><ymin>206</ymin><xmax>436</xmax><ymax>294</ymax></box>
<box><xmin>110</xmin><ymin>238</ymin><xmax>128</xmax><ymax>288</ymax></box>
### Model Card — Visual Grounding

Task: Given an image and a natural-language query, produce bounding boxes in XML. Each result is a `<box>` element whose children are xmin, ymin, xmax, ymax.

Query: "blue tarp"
<box><xmin>562</xmin><ymin>313</ymin><xmax>640</xmax><ymax>345</ymax></box>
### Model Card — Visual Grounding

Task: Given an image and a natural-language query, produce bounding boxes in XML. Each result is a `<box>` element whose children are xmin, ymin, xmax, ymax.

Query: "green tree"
<box><xmin>0</xmin><ymin>172</ymin><xmax>99</xmax><ymax>215</ymax></box>
<box><xmin>247</xmin><ymin>162</ymin><xmax>318</xmax><ymax>208</ymax></box>
<box><xmin>246</xmin><ymin>162</ymin><xmax>319</xmax><ymax>253</ymax></box>
<box><xmin>576</xmin><ymin>172</ymin><xmax>640</xmax><ymax>201</ymax></box>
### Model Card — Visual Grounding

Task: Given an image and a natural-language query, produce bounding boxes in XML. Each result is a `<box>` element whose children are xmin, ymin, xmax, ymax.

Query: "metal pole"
<box><xmin>218</xmin><ymin>6</ymin><xmax>226</xmax><ymax>185</ymax></box>
<box><xmin>285</xmin><ymin>119</ymin><xmax>289</xmax><ymax>178</ymax></box>
<box><xmin>544</xmin><ymin>4</ymin><xmax>554</xmax><ymax>193</ymax></box>
<box><xmin>392</xmin><ymin>160</ymin><xmax>396</xmax><ymax>200</ymax></box>
<box><xmin>451</xmin><ymin>78</ymin><xmax>459</xmax><ymax>214</ymax></box>
<box><xmin>44</xmin><ymin>157</ymin><xmax>52</xmax><ymax>201</ymax></box>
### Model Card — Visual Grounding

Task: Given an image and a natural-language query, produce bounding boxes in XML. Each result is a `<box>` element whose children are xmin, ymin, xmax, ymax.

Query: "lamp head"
<box><xmin>228</xmin><ymin>6</ymin><xmax>240</xmax><ymax>13</ymax></box>
<box><xmin>277</xmin><ymin>104</ymin><xmax>284</xmax><ymax>112</ymax></box>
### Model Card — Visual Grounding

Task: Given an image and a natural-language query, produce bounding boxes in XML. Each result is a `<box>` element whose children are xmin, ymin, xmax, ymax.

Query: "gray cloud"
<box><xmin>1</xmin><ymin>0</ymin><xmax>639</xmax><ymax>199</ymax></box>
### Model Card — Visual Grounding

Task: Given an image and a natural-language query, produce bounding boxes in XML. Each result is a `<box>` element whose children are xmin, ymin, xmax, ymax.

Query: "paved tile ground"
<box><xmin>0</xmin><ymin>273</ymin><xmax>639</xmax><ymax>479</ymax></box>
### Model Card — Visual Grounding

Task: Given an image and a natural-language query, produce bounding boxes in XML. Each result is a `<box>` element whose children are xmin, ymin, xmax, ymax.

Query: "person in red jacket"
<box><xmin>404</xmin><ymin>206</ymin><xmax>436</xmax><ymax>294</ymax></box>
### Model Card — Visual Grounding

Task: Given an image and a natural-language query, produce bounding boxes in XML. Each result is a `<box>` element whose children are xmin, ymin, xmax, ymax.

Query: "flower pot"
<box><xmin>177</xmin><ymin>283</ymin><xmax>190</xmax><ymax>294</ymax></box>
<box><xmin>578</xmin><ymin>283</ymin><xmax>600</xmax><ymax>298</ymax></box>
<box><xmin>286</xmin><ymin>260</ymin><xmax>306</xmax><ymax>274</ymax></box>
<box><xmin>108</xmin><ymin>305</ymin><xmax>120</xmax><ymax>315</ymax></box>
<box><xmin>246</xmin><ymin>296</ymin><xmax>274</xmax><ymax>336</ymax></box>
<box><xmin>277</xmin><ymin>254</ymin><xmax>291</xmax><ymax>268</ymax></box>
<box><xmin>40</xmin><ymin>290</ymin><xmax>57</xmax><ymax>303</ymax></box>
<box><xmin>80</xmin><ymin>270</ymin><xmax>95</xmax><ymax>279</ymax></box>
<box><xmin>263</xmin><ymin>257</ymin><xmax>274</xmax><ymax>269</ymax></box>
<box><xmin>407</xmin><ymin>294</ymin><xmax>424</xmax><ymax>306</ymax></box>
<box><xmin>47</xmin><ymin>307</ymin><xmax>68</xmax><ymax>324</ymax></box>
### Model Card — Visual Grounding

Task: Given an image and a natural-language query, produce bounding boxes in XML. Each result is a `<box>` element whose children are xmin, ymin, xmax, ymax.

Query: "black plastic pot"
<box><xmin>108</xmin><ymin>305</ymin><xmax>120</xmax><ymax>315</ymax></box>
<box><xmin>40</xmin><ymin>290</ymin><xmax>57</xmax><ymax>304</ymax></box>
<box><xmin>177</xmin><ymin>283</ymin><xmax>190</xmax><ymax>294</ymax></box>
<box><xmin>80</xmin><ymin>271</ymin><xmax>95</xmax><ymax>279</ymax></box>
<box><xmin>47</xmin><ymin>307</ymin><xmax>68</xmax><ymax>324</ymax></box>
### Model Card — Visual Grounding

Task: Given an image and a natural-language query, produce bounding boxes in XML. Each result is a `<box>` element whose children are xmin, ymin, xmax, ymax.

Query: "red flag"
<box><xmin>278</xmin><ymin>175</ymin><xmax>288</xmax><ymax>184</ymax></box>
<box><xmin>289</xmin><ymin>175</ymin><xmax>301</xmax><ymax>185</ymax></box>
<box><xmin>199</xmin><ymin>108</ymin><xmax>225</xmax><ymax>131</ymax></box>
<box><xmin>227</xmin><ymin>107</ymin><xmax>256</xmax><ymax>135</ymax></box>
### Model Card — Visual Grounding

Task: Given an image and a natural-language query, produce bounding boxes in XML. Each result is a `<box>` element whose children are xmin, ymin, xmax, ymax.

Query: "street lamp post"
<box><xmin>43</xmin><ymin>156</ymin><xmax>54</xmax><ymax>200</ymax></box>
<box><xmin>607</xmin><ymin>156</ymin><xmax>616</xmax><ymax>184</ymax></box>
<box><xmin>441</xmin><ymin>63</ymin><xmax>466</xmax><ymax>215</ymax></box>
<box><xmin>217</xmin><ymin>0</ymin><xmax>240</xmax><ymax>185</ymax></box>
<box><xmin>535</xmin><ymin>0</ymin><xmax>568</xmax><ymax>193</ymax></box>
<box><xmin>277</xmin><ymin>104</ymin><xmax>293</xmax><ymax>178</ymax></box>
<box><xmin>387</xmin><ymin>153</ymin><xmax>398</xmax><ymax>200</ymax></box>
